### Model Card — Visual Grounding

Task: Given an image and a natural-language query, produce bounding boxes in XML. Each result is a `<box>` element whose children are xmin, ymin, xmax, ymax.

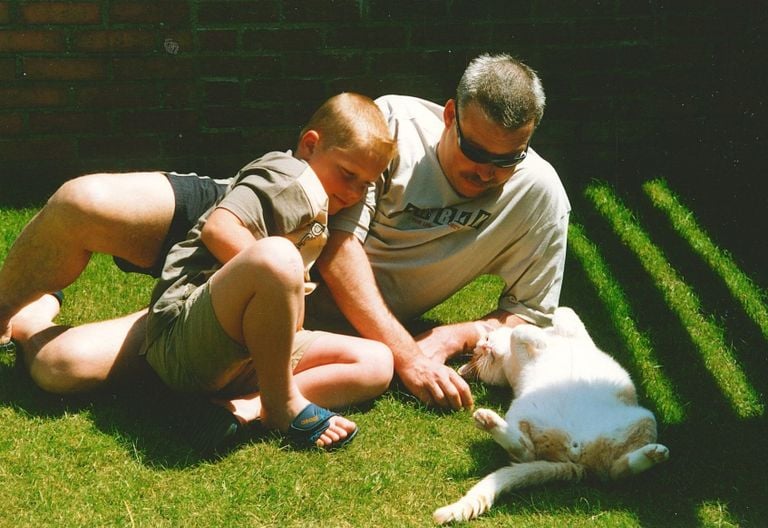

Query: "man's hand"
<box><xmin>397</xmin><ymin>353</ymin><xmax>473</xmax><ymax>410</ymax></box>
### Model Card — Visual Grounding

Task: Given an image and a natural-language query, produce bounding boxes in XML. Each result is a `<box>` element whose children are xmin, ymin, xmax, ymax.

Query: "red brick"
<box><xmin>283</xmin><ymin>0</ymin><xmax>361</xmax><ymax>23</ymax></box>
<box><xmin>116</xmin><ymin>109</ymin><xmax>198</xmax><ymax>133</ymax></box>
<box><xmin>112</xmin><ymin>57</ymin><xmax>197</xmax><ymax>80</ymax></box>
<box><xmin>21</xmin><ymin>2</ymin><xmax>101</xmax><ymax>24</ymax></box>
<box><xmin>0</xmin><ymin>2</ymin><xmax>10</xmax><ymax>24</ymax></box>
<box><xmin>0</xmin><ymin>137</ymin><xmax>77</xmax><ymax>162</ymax></box>
<box><xmin>242</xmin><ymin>28</ymin><xmax>324</xmax><ymax>52</ymax></box>
<box><xmin>326</xmin><ymin>25</ymin><xmax>408</xmax><ymax>49</ymax></box>
<box><xmin>0</xmin><ymin>31</ymin><xmax>67</xmax><ymax>52</ymax></box>
<box><xmin>72</xmin><ymin>30</ymin><xmax>156</xmax><ymax>53</ymax></box>
<box><xmin>109</xmin><ymin>1</ymin><xmax>190</xmax><ymax>26</ymax></box>
<box><xmin>29</xmin><ymin>111</ymin><xmax>111</xmax><ymax>134</ymax></box>
<box><xmin>76</xmin><ymin>83</ymin><xmax>159</xmax><ymax>108</ymax></box>
<box><xmin>198</xmin><ymin>30</ymin><xmax>238</xmax><ymax>52</ymax></box>
<box><xmin>78</xmin><ymin>135</ymin><xmax>161</xmax><ymax>160</ymax></box>
<box><xmin>197</xmin><ymin>1</ymin><xmax>279</xmax><ymax>25</ymax></box>
<box><xmin>0</xmin><ymin>86</ymin><xmax>69</xmax><ymax>108</ymax></box>
<box><xmin>0</xmin><ymin>58</ymin><xmax>15</xmax><ymax>80</ymax></box>
<box><xmin>0</xmin><ymin>113</ymin><xmax>24</xmax><ymax>136</ymax></box>
<box><xmin>23</xmin><ymin>58</ymin><xmax>108</xmax><ymax>80</ymax></box>
<box><xmin>162</xmin><ymin>82</ymin><xmax>199</xmax><ymax>108</ymax></box>
<box><xmin>282</xmin><ymin>52</ymin><xmax>366</xmax><ymax>78</ymax></box>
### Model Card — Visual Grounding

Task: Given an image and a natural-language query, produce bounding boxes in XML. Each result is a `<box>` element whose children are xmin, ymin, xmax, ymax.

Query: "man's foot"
<box><xmin>0</xmin><ymin>322</ymin><xmax>14</xmax><ymax>353</ymax></box>
<box><xmin>187</xmin><ymin>400</ymin><xmax>265</xmax><ymax>458</ymax></box>
<box><xmin>8</xmin><ymin>293</ymin><xmax>63</xmax><ymax>340</ymax></box>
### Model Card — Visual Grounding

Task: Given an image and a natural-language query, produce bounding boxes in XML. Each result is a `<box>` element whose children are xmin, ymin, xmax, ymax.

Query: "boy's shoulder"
<box><xmin>236</xmin><ymin>150</ymin><xmax>307</xmax><ymax>183</ymax></box>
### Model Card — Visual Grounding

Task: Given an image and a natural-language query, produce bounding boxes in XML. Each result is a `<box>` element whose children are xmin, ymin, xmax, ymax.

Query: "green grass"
<box><xmin>1</xmin><ymin>177</ymin><xmax>767</xmax><ymax>527</ymax></box>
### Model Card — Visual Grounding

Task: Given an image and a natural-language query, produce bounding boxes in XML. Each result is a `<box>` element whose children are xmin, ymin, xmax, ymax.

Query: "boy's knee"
<box><xmin>241</xmin><ymin>238</ymin><xmax>305</xmax><ymax>287</ymax></box>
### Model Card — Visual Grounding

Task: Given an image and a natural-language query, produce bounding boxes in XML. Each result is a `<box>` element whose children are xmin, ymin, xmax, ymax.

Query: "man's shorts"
<box><xmin>144</xmin><ymin>282</ymin><xmax>326</xmax><ymax>397</ymax></box>
<box><xmin>114</xmin><ymin>172</ymin><xmax>229</xmax><ymax>277</ymax></box>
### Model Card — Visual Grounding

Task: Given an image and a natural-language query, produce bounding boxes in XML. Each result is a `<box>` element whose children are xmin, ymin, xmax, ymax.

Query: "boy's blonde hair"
<box><xmin>300</xmin><ymin>92</ymin><xmax>397</xmax><ymax>164</ymax></box>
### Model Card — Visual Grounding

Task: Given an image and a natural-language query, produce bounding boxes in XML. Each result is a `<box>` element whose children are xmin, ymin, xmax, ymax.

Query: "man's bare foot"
<box><xmin>0</xmin><ymin>322</ymin><xmax>12</xmax><ymax>350</ymax></box>
<box><xmin>9</xmin><ymin>294</ymin><xmax>62</xmax><ymax>341</ymax></box>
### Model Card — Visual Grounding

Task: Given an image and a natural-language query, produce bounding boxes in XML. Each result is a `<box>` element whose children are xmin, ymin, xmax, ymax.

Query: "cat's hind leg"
<box><xmin>433</xmin><ymin>461</ymin><xmax>586</xmax><ymax>524</ymax></box>
<box><xmin>609</xmin><ymin>443</ymin><xmax>670</xmax><ymax>479</ymax></box>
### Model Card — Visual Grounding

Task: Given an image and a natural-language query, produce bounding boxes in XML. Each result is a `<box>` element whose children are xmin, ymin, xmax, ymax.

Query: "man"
<box><xmin>309</xmin><ymin>54</ymin><xmax>570</xmax><ymax>410</ymax></box>
<box><xmin>1</xmin><ymin>53</ymin><xmax>569</xmax><ymax>412</ymax></box>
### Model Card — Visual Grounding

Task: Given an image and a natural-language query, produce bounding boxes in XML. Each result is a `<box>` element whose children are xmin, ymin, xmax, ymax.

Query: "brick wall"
<box><xmin>0</xmin><ymin>0</ymin><xmax>765</xmax><ymax>207</ymax></box>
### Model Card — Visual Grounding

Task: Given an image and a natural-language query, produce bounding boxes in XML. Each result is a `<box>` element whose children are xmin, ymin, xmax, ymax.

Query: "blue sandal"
<box><xmin>288</xmin><ymin>403</ymin><xmax>358</xmax><ymax>449</ymax></box>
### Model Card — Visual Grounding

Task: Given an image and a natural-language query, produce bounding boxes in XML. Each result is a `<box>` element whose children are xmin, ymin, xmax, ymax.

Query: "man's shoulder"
<box><xmin>508</xmin><ymin>148</ymin><xmax>570</xmax><ymax>216</ymax></box>
<box><xmin>375</xmin><ymin>95</ymin><xmax>444</xmax><ymax>121</ymax></box>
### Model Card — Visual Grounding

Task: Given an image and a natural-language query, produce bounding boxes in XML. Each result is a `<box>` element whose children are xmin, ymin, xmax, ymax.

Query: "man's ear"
<box><xmin>443</xmin><ymin>98</ymin><xmax>457</xmax><ymax>128</ymax></box>
<box><xmin>297</xmin><ymin>130</ymin><xmax>321</xmax><ymax>158</ymax></box>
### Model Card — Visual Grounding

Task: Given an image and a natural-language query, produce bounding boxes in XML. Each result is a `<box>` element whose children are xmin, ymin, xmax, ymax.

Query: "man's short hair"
<box><xmin>457</xmin><ymin>53</ymin><xmax>546</xmax><ymax>130</ymax></box>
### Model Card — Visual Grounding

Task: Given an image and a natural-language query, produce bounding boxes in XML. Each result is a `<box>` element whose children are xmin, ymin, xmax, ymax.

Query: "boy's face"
<box><xmin>301</xmin><ymin>134</ymin><xmax>388</xmax><ymax>215</ymax></box>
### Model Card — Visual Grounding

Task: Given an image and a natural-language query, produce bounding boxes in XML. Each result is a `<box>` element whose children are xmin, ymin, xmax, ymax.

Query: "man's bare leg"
<box><xmin>10</xmin><ymin>295</ymin><xmax>153</xmax><ymax>393</ymax></box>
<box><xmin>0</xmin><ymin>172</ymin><xmax>175</xmax><ymax>344</ymax></box>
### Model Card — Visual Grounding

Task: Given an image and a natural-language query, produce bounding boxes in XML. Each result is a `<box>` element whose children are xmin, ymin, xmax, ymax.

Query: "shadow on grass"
<box><xmin>0</xmin><ymin>356</ymin><xmax>255</xmax><ymax>468</ymax></box>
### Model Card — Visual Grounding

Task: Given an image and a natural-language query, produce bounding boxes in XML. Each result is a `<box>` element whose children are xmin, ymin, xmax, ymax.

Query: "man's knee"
<box><xmin>26</xmin><ymin>341</ymin><xmax>103</xmax><ymax>394</ymax></box>
<box><xmin>47</xmin><ymin>174</ymin><xmax>114</xmax><ymax>217</ymax></box>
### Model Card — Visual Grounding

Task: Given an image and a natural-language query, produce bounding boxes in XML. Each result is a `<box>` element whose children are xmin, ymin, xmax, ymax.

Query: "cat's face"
<box><xmin>458</xmin><ymin>327</ymin><xmax>515</xmax><ymax>386</ymax></box>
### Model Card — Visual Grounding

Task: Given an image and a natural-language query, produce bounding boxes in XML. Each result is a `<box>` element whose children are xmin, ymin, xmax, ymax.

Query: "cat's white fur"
<box><xmin>433</xmin><ymin>307</ymin><xmax>669</xmax><ymax>524</ymax></box>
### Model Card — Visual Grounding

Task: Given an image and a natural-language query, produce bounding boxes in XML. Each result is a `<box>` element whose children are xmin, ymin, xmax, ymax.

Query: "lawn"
<box><xmin>0</xmin><ymin>178</ymin><xmax>765</xmax><ymax>527</ymax></box>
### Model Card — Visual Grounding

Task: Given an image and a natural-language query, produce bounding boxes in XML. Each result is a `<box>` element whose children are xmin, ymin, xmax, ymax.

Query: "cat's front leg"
<box><xmin>474</xmin><ymin>409</ymin><xmax>534</xmax><ymax>461</ymax></box>
<box><xmin>473</xmin><ymin>408</ymin><xmax>507</xmax><ymax>435</ymax></box>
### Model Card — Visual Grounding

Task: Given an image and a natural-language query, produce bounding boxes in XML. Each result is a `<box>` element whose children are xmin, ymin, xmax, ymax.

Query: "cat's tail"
<box><xmin>433</xmin><ymin>461</ymin><xmax>586</xmax><ymax>525</ymax></box>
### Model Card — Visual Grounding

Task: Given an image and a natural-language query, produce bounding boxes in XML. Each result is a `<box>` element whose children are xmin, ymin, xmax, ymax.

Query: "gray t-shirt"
<box><xmin>317</xmin><ymin>95</ymin><xmax>571</xmax><ymax>326</ymax></box>
<box><xmin>144</xmin><ymin>151</ymin><xmax>329</xmax><ymax>348</ymax></box>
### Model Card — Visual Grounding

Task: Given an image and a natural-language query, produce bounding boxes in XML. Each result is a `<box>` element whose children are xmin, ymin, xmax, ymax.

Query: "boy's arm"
<box><xmin>200</xmin><ymin>207</ymin><xmax>258</xmax><ymax>263</ymax></box>
<box><xmin>316</xmin><ymin>230</ymin><xmax>473</xmax><ymax>411</ymax></box>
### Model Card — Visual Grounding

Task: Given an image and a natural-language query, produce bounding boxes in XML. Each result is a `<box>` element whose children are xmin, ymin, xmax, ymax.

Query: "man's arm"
<box><xmin>415</xmin><ymin>310</ymin><xmax>528</xmax><ymax>364</ymax></box>
<box><xmin>316</xmin><ymin>230</ymin><xmax>473</xmax><ymax>410</ymax></box>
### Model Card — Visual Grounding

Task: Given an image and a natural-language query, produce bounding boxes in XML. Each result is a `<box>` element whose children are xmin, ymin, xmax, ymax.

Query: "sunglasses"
<box><xmin>455</xmin><ymin>104</ymin><xmax>528</xmax><ymax>168</ymax></box>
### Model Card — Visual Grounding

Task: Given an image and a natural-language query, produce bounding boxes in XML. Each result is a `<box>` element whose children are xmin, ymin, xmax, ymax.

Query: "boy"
<box><xmin>141</xmin><ymin>92</ymin><xmax>396</xmax><ymax>450</ymax></box>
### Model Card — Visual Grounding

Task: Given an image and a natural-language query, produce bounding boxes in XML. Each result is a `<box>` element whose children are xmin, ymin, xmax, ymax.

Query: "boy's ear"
<box><xmin>298</xmin><ymin>130</ymin><xmax>321</xmax><ymax>158</ymax></box>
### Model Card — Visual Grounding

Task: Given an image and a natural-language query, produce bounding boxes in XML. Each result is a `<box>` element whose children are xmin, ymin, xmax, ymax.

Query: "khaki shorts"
<box><xmin>145</xmin><ymin>282</ymin><xmax>324</xmax><ymax>396</ymax></box>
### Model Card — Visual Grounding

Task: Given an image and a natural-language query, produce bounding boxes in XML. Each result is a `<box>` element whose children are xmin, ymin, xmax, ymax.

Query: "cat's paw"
<box><xmin>473</xmin><ymin>408</ymin><xmax>505</xmax><ymax>432</ymax></box>
<box><xmin>625</xmin><ymin>443</ymin><xmax>670</xmax><ymax>474</ymax></box>
<box><xmin>641</xmin><ymin>443</ymin><xmax>670</xmax><ymax>464</ymax></box>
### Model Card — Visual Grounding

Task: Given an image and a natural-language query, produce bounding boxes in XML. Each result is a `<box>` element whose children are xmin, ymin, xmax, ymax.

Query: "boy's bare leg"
<box><xmin>209</xmin><ymin>237</ymin><xmax>357</xmax><ymax>448</ymax></box>
<box><xmin>0</xmin><ymin>172</ymin><xmax>174</xmax><ymax>344</ymax></box>
<box><xmin>11</xmin><ymin>295</ymin><xmax>153</xmax><ymax>394</ymax></box>
<box><xmin>219</xmin><ymin>333</ymin><xmax>393</xmax><ymax>422</ymax></box>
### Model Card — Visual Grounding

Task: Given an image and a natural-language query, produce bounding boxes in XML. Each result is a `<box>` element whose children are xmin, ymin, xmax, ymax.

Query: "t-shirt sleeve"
<box><xmin>496</xmin><ymin>210</ymin><xmax>570</xmax><ymax>326</ymax></box>
<box><xmin>216</xmin><ymin>171</ymin><xmax>315</xmax><ymax>239</ymax></box>
<box><xmin>328</xmin><ymin>182</ymin><xmax>377</xmax><ymax>243</ymax></box>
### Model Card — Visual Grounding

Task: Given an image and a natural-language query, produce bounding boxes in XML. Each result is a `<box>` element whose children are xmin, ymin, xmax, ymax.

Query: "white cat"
<box><xmin>433</xmin><ymin>307</ymin><xmax>669</xmax><ymax>524</ymax></box>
